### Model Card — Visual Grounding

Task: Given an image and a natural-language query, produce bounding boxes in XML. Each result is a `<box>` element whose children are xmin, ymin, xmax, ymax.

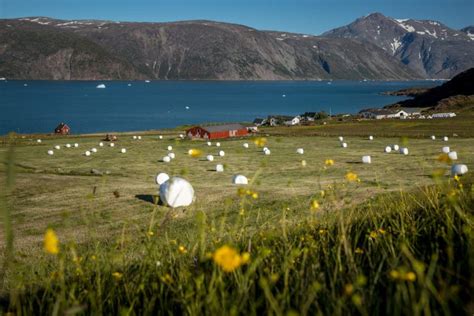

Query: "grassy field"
<box><xmin>0</xmin><ymin>122</ymin><xmax>473</xmax><ymax>314</ymax></box>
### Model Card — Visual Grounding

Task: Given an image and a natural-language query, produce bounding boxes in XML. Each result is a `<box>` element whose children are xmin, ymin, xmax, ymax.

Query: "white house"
<box><xmin>284</xmin><ymin>116</ymin><xmax>301</xmax><ymax>126</ymax></box>
<box><xmin>432</xmin><ymin>112</ymin><xmax>456</xmax><ymax>118</ymax></box>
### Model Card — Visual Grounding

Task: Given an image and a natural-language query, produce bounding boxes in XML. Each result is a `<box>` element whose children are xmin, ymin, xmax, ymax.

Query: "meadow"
<box><xmin>0</xmin><ymin>122</ymin><xmax>473</xmax><ymax>315</ymax></box>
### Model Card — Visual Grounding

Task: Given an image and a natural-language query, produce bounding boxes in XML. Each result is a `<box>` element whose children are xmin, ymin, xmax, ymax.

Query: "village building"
<box><xmin>54</xmin><ymin>122</ymin><xmax>70</xmax><ymax>135</ymax></box>
<box><xmin>253</xmin><ymin>118</ymin><xmax>266</xmax><ymax>126</ymax></box>
<box><xmin>432</xmin><ymin>112</ymin><xmax>457</xmax><ymax>118</ymax></box>
<box><xmin>283</xmin><ymin>116</ymin><xmax>301</xmax><ymax>126</ymax></box>
<box><xmin>186</xmin><ymin>124</ymin><xmax>248</xmax><ymax>140</ymax></box>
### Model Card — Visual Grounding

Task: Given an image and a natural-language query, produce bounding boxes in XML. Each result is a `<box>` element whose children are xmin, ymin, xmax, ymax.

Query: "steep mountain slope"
<box><xmin>0</xmin><ymin>17</ymin><xmax>418</xmax><ymax>80</ymax></box>
<box><xmin>461</xmin><ymin>26</ymin><xmax>474</xmax><ymax>40</ymax></box>
<box><xmin>323</xmin><ymin>13</ymin><xmax>474</xmax><ymax>79</ymax></box>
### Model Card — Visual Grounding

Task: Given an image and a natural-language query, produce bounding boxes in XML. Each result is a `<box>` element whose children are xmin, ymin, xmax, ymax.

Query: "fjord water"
<box><xmin>0</xmin><ymin>80</ymin><xmax>440</xmax><ymax>135</ymax></box>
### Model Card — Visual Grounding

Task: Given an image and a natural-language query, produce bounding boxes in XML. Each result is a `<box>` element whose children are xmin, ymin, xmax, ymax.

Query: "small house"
<box><xmin>253</xmin><ymin>118</ymin><xmax>266</xmax><ymax>126</ymax></box>
<box><xmin>54</xmin><ymin>123</ymin><xmax>70</xmax><ymax>135</ymax></box>
<box><xmin>186</xmin><ymin>124</ymin><xmax>248</xmax><ymax>140</ymax></box>
<box><xmin>283</xmin><ymin>116</ymin><xmax>301</xmax><ymax>126</ymax></box>
<box><xmin>104</xmin><ymin>134</ymin><xmax>118</xmax><ymax>141</ymax></box>
<box><xmin>432</xmin><ymin>112</ymin><xmax>456</xmax><ymax>118</ymax></box>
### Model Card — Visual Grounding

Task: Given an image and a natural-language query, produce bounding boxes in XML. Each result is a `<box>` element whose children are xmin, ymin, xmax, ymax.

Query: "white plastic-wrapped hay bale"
<box><xmin>66</xmin><ymin>144</ymin><xmax>71</xmax><ymax>148</ymax></box>
<box><xmin>159</xmin><ymin>135</ymin><xmax>163</xmax><ymax>139</ymax></box>
<box><xmin>206</xmin><ymin>155</ymin><xmax>214</xmax><ymax>161</ymax></box>
<box><xmin>207</xmin><ymin>141</ymin><xmax>212</xmax><ymax>146</ymax></box>
<box><xmin>216</xmin><ymin>142</ymin><xmax>221</xmax><ymax>147</ymax></box>
<box><xmin>296</xmin><ymin>148</ymin><xmax>304</xmax><ymax>155</ymax></box>
<box><xmin>216</xmin><ymin>164</ymin><xmax>224</xmax><ymax>172</ymax></box>
<box><xmin>167</xmin><ymin>145</ymin><xmax>173</xmax><ymax>151</ymax></box>
<box><xmin>54</xmin><ymin>145</ymin><xmax>60</xmax><ymax>150</ymax></box>
<box><xmin>448</xmin><ymin>151</ymin><xmax>458</xmax><ymax>160</ymax></box>
<box><xmin>362</xmin><ymin>155</ymin><xmax>371</xmax><ymax>164</ymax></box>
<box><xmin>99</xmin><ymin>142</ymin><xmax>104</xmax><ymax>147</ymax></box>
<box><xmin>179</xmin><ymin>134</ymin><xmax>184</xmax><ymax>139</ymax></box>
<box><xmin>431</xmin><ymin>135</ymin><xmax>436</xmax><ymax>140</ymax></box>
<box><xmin>91</xmin><ymin>148</ymin><xmax>98</xmax><ymax>153</ymax></box>
<box><xmin>443</xmin><ymin>136</ymin><xmax>449</xmax><ymax>142</ymax></box>
<box><xmin>442</xmin><ymin>146</ymin><xmax>450</xmax><ymax>154</ymax></box>
<box><xmin>264</xmin><ymin>148</ymin><xmax>271</xmax><ymax>155</ymax></box>
<box><xmin>47</xmin><ymin>150</ymin><xmax>54</xmax><ymax>156</ymax></box>
<box><xmin>243</xmin><ymin>143</ymin><xmax>249</xmax><ymax>148</ymax></box>
<box><xmin>162</xmin><ymin>156</ymin><xmax>171</xmax><ymax>163</ymax></box>
<box><xmin>133</xmin><ymin>136</ymin><xmax>137</xmax><ymax>140</ymax></box>
<box><xmin>400</xmin><ymin>147</ymin><xmax>409</xmax><ymax>155</ymax></box>
<box><xmin>451</xmin><ymin>164</ymin><xmax>468</xmax><ymax>176</ymax></box>
<box><xmin>138</xmin><ymin>136</ymin><xmax>142</xmax><ymax>140</ymax></box>
<box><xmin>74</xmin><ymin>143</ymin><xmax>79</xmax><ymax>148</ymax></box>
<box><xmin>121</xmin><ymin>148</ymin><xmax>127</xmax><ymax>154</ymax></box>
<box><xmin>155</xmin><ymin>172</ymin><xmax>170</xmax><ymax>185</ymax></box>
<box><xmin>159</xmin><ymin>177</ymin><xmax>195</xmax><ymax>208</ymax></box>
<box><xmin>85</xmin><ymin>151</ymin><xmax>91</xmax><ymax>156</ymax></box>
<box><xmin>391</xmin><ymin>144</ymin><xmax>399</xmax><ymax>151</ymax></box>
<box><xmin>168</xmin><ymin>152</ymin><xmax>175</xmax><ymax>159</ymax></box>
<box><xmin>218</xmin><ymin>150</ymin><xmax>225</xmax><ymax>157</ymax></box>
<box><xmin>341</xmin><ymin>142</ymin><xmax>348</xmax><ymax>148</ymax></box>
<box><xmin>338</xmin><ymin>136</ymin><xmax>344</xmax><ymax>142</ymax></box>
<box><xmin>110</xmin><ymin>143</ymin><xmax>115</xmax><ymax>147</ymax></box>
<box><xmin>37</xmin><ymin>139</ymin><xmax>42</xmax><ymax>143</ymax></box>
<box><xmin>369</xmin><ymin>136</ymin><xmax>374</xmax><ymax>140</ymax></box>
<box><xmin>384</xmin><ymin>146</ymin><xmax>392</xmax><ymax>153</ymax></box>
<box><xmin>262</xmin><ymin>147</ymin><xmax>269</xmax><ymax>152</ymax></box>
<box><xmin>232</xmin><ymin>175</ymin><xmax>248</xmax><ymax>185</ymax></box>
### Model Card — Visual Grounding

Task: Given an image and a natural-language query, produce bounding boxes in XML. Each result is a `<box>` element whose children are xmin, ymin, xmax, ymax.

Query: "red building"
<box><xmin>186</xmin><ymin>124</ymin><xmax>248</xmax><ymax>140</ymax></box>
<box><xmin>54</xmin><ymin>123</ymin><xmax>70</xmax><ymax>135</ymax></box>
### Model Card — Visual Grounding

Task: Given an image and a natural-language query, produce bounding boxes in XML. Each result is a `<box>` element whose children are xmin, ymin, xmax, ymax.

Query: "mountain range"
<box><xmin>0</xmin><ymin>13</ymin><xmax>473</xmax><ymax>80</ymax></box>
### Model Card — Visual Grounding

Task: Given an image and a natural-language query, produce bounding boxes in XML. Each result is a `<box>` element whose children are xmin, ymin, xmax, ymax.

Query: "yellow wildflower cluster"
<box><xmin>310</xmin><ymin>200</ymin><xmax>320</xmax><ymax>210</ymax></box>
<box><xmin>354</xmin><ymin>247</ymin><xmax>364</xmax><ymax>254</ymax></box>
<box><xmin>390</xmin><ymin>269</ymin><xmax>416</xmax><ymax>282</ymax></box>
<box><xmin>188</xmin><ymin>149</ymin><xmax>203</xmax><ymax>158</ymax></box>
<box><xmin>325</xmin><ymin>159</ymin><xmax>334</xmax><ymax>166</ymax></box>
<box><xmin>253</xmin><ymin>137</ymin><xmax>267</xmax><ymax>147</ymax></box>
<box><xmin>44</xmin><ymin>228</ymin><xmax>59</xmax><ymax>255</ymax></box>
<box><xmin>112</xmin><ymin>272</ymin><xmax>123</xmax><ymax>280</ymax></box>
<box><xmin>178</xmin><ymin>245</ymin><xmax>187</xmax><ymax>254</ymax></box>
<box><xmin>345</xmin><ymin>171</ymin><xmax>359</xmax><ymax>182</ymax></box>
<box><xmin>212</xmin><ymin>245</ymin><xmax>250</xmax><ymax>272</ymax></box>
<box><xmin>237</xmin><ymin>188</ymin><xmax>258</xmax><ymax>199</ymax></box>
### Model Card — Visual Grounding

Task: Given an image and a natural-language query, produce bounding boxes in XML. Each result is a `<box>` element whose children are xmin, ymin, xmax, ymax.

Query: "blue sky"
<box><xmin>1</xmin><ymin>0</ymin><xmax>473</xmax><ymax>34</ymax></box>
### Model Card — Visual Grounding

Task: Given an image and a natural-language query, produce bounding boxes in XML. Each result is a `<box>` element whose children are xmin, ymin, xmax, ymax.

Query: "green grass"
<box><xmin>0</xmin><ymin>125</ymin><xmax>473</xmax><ymax>314</ymax></box>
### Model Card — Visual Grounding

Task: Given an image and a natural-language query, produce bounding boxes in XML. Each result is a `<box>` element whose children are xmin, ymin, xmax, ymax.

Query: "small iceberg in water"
<box><xmin>145</xmin><ymin>80</ymin><xmax>151</xmax><ymax>83</ymax></box>
<box><xmin>96</xmin><ymin>84</ymin><xmax>106</xmax><ymax>89</ymax></box>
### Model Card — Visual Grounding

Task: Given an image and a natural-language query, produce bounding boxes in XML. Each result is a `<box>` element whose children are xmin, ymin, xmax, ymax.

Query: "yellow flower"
<box><xmin>310</xmin><ymin>200</ymin><xmax>320</xmax><ymax>210</ymax></box>
<box><xmin>378</xmin><ymin>228</ymin><xmax>387</xmax><ymax>234</ymax></box>
<box><xmin>325</xmin><ymin>159</ymin><xmax>334</xmax><ymax>166</ymax></box>
<box><xmin>112</xmin><ymin>272</ymin><xmax>123</xmax><ymax>280</ymax></box>
<box><xmin>147</xmin><ymin>231</ymin><xmax>154</xmax><ymax>237</ymax></box>
<box><xmin>213</xmin><ymin>245</ymin><xmax>244</xmax><ymax>272</ymax></box>
<box><xmin>251</xmin><ymin>192</ymin><xmax>259</xmax><ymax>199</ymax></box>
<box><xmin>319</xmin><ymin>229</ymin><xmax>327</xmax><ymax>235</ymax></box>
<box><xmin>178</xmin><ymin>245</ymin><xmax>187</xmax><ymax>254</ymax></box>
<box><xmin>369</xmin><ymin>231</ymin><xmax>378</xmax><ymax>239</ymax></box>
<box><xmin>453</xmin><ymin>175</ymin><xmax>460</xmax><ymax>182</ymax></box>
<box><xmin>253</xmin><ymin>137</ymin><xmax>267</xmax><ymax>147</ymax></box>
<box><xmin>241</xmin><ymin>252</ymin><xmax>251</xmax><ymax>264</ymax></box>
<box><xmin>188</xmin><ymin>149</ymin><xmax>203</xmax><ymax>158</ymax></box>
<box><xmin>44</xmin><ymin>228</ymin><xmax>59</xmax><ymax>255</ymax></box>
<box><xmin>345</xmin><ymin>171</ymin><xmax>358</xmax><ymax>182</ymax></box>
<box><xmin>405</xmin><ymin>272</ymin><xmax>416</xmax><ymax>282</ymax></box>
<box><xmin>355</xmin><ymin>247</ymin><xmax>364</xmax><ymax>254</ymax></box>
<box><xmin>389</xmin><ymin>270</ymin><xmax>400</xmax><ymax>280</ymax></box>
<box><xmin>344</xmin><ymin>284</ymin><xmax>354</xmax><ymax>296</ymax></box>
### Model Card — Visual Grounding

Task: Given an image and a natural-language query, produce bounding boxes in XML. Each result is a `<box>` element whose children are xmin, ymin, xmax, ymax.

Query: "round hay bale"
<box><xmin>216</xmin><ymin>142</ymin><xmax>221</xmax><ymax>147</ymax></box>
<box><xmin>296</xmin><ymin>148</ymin><xmax>304</xmax><ymax>154</ymax></box>
<box><xmin>400</xmin><ymin>147</ymin><xmax>409</xmax><ymax>155</ymax></box>
<box><xmin>133</xmin><ymin>136</ymin><xmax>137</xmax><ymax>140</ymax></box>
<box><xmin>362</xmin><ymin>155</ymin><xmax>371</xmax><ymax>164</ymax></box>
<box><xmin>167</xmin><ymin>145</ymin><xmax>173</xmax><ymax>151</ymax></box>
<box><xmin>66</xmin><ymin>144</ymin><xmax>71</xmax><ymax>148</ymax></box>
<box><xmin>384</xmin><ymin>146</ymin><xmax>392</xmax><ymax>153</ymax></box>
<box><xmin>448</xmin><ymin>151</ymin><xmax>458</xmax><ymax>160</ymax></box>
<box><xmin>341</xmin><ymin>142</ymin><xmax>348</xmax><ymax>148</ymax></box>
<box><xmin>110</xmin><ymin>143</ymin><xmax>115</xmax><ymax>147</ymax></box>
<box><xmin>138</xmin><ymin>136</ymin><xmax>142</xmax><ymax>140</ymax></box>
<box><xmin>162</xmin><ymin>156</ymin><xmax>171</xmax><ymax>163</ymax></box>
<box><xmin>206</xmin><ymin>155</ymin><xmax>214</xmax><ymax>161</ymax></box>
<box><xmin>179</xmin><ymin>134</ymin><xmax>184</xmax><ymax>139</ymax></box>
<box><xmin>443</xmin><ymin>136</ymin><xmax>449</xmax><ymax>141</ymax></box>
<box><xmin>264</xmin><ymin>149</ymin><xmax>271</xmax><ymax>155</ymax></box>
<box><xmin>369</xmin><ymin>136</ymin><xmax>374</xmax><ymax>140</ymax></box>
<box><xmin>37</xmin><ymin>139</ymin><xmax>42</xmax><ymax>143</ymax></box>
<box><xmin>451</xmin><ymin>164</ymin><xmax>468</xmax><ymax>176</ymax></box>
<box><xmin>159</xmin><ymin>135</ymin><xmax>163</xmax><ymax>139</ymax></box>
<box><xmin>338</xmin><ymin>136</ymin><xmax>344</xmax><ymax>142</ymax></box>
<box><xmin>47</xmin><ymin>150</ymin><xmax>54</xmax><ymax>155</ymax></box>
<box><xmin>74</xmin><ymin>143</ymin><xmax>79</xmax><ymax>148</ymax></box>
<box><xmin>431</xmin><ymin>135</ymin><xmax>436</xmax><ymax>140</ymax></box>
<box><xmin>243</xmin><ymin>143</ymin><xmax>249</xmax><ymax>148</ymax></box>
<box><xmin>121</xmin><ymin>148</ymin><xmax>127</xmax><ymax>153</ymax></box>
<box><xmin>168</xmin><ymin>152</ymin><xmax>175</xmax><ymax>159</ymax></box>
<box><xmin>155</xmin><ymin>172</ymin><xmax>170</xmax><ymax>185</ymax></box>
<box><xmin>218</xmin><ymin>150</ymin><xmax>225</xmax><ymax>157</ymax></box>
<box><xmin>232</xmin><ymin>175</ymin><xmax>248</xmax><ymax>185</ymax></box>
<box><xmin>159</xmin><ymin>177</ymin><xmax>195</xmax><ymax>208</ymax></box>
<box><xmin>91</xmin><ymin>148</ymin><xmax>98</xmax><ymax>153</ymax></box>
<box><xmin>85</xmin><ymin>151</ymin><xmax>91</xmax><ymax>156</ymax></box>
<box><xmin>99</xmin><ymin>142</ymin><xmax>104</xmax><ymax>147</ymax></box>
<box><xmin>442</xmin><ymin>146</ymin><xmax>450</xmax><ymax>153</ymax></box>
<box><xmin>216</xmin><ymin>164</ymin><xmax>224</xmax><ymax>172</ymax></box>
<box><xmin>391</xmin><ymin>144</ymin><xmax>399</xmax><ymax>151</ymax></box>
<box><xmin>54</xmin><ymin>145</ymin><xmax>60</xmax><ymax>150</ymax></box>
<box><xmin>207</xmin><ymin>141</ymin><xmax>212</xmax><ymax>146</ymax></box>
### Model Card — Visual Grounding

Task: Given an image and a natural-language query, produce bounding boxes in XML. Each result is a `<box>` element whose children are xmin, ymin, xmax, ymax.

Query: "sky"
<box><xmin>0</xmin><ymin>0</ymin><xmax>473</xmax><ymax>34</ymax></box>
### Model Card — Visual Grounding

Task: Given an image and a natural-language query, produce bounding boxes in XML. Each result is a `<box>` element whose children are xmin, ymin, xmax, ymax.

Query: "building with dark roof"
<box><xmin>186</xmin><ymin>124</ymin><xmax>249</xmax><ymax>140</ymax></box>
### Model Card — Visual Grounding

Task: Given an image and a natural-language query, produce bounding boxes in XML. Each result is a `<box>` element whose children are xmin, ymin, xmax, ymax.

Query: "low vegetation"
<box><xmin>0</xmin><ymin>127</ymin><xmax>473</xmax><ymax>314</ymax></box>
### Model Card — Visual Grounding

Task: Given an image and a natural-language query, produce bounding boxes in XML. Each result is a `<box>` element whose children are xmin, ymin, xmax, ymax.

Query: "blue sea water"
<box><xmin>0</xmin><ymin>80</ymin><xmax>441</xmax><ymax>135</ymax></box>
